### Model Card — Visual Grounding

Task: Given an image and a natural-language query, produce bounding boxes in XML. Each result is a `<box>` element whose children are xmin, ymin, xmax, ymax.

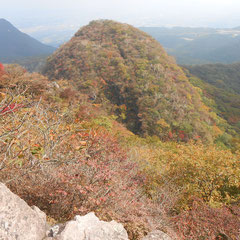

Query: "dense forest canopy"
<box><xmin>184</xmin><ymin>63</ymin><xmax>240</xmax><ymax>136</ymax></box>
<box><xmin>185</xmin><ymin>63</ymin><xmax>240</xmax><ymax>94</ymax></box>
<box><xmin>44</xmin><ymin>20</ymin><xmax>234</xmax><ymax>144</ymax></box>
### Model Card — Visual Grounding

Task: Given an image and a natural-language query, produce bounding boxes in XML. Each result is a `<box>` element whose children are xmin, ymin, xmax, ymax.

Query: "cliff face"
<box><xmin>44</xmin><ymin>20</ymin><xmax>225</xmax><ymax>142</ymax></box>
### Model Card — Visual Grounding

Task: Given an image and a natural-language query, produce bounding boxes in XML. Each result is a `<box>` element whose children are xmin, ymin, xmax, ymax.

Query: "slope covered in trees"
<box><xmin>184</xmin><ymin>63</ymin><xmax>240</xmax><ymax>136</ymax></box>
<box><xmin>185</xmin><ymin>63</ymin><xmax>240</xmax><ymax>94</ymax></box>
<box><xmin>44</xmin><ymin>20</ymin><xmax>231</xmax><ymax>144</ymax></box>
<box><xmin>0</xmin><ymin>19</ymin><xmax>55</xmax><ymax>63</ymax></box>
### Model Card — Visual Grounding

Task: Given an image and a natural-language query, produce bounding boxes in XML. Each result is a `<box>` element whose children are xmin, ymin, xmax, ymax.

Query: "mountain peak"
<box><xmin>44</xmin><ymin>20</ymin><xmax>224</xmax><ymax>142</ymax></box>
<box><xmin>0</xmin><ymin>18</ymin><xmax>18</xmax><ymax>31</ymax></box>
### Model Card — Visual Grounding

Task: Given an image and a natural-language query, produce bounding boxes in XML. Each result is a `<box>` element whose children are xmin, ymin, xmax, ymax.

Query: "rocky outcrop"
<box><xmin>142</xmin><ymin>230</ymin><xmax>172</xmax><ymax>240</ymax></box>
<box><xmin>46</xmin><ymin>212</ymin><xmax>128</xmax><ymax>240</ymax></box>
<box><xmin>0</xmin><ymin>183</ymin><xmax>173</xmax><ymax>240</ymax></box>
<box><xmin>0</xmin><ymin>183</ymin><xmax>129</xmax><ymax>240</ymax></box>
<box><xmin>0</xmin><ymin>183</ymin><xmax>46</xmax><ymax>240</ymax></box>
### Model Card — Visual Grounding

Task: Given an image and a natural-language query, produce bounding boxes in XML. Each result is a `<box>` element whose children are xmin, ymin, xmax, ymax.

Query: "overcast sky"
<box><xmin>1</xmin><ymin>0</ymin><xmax>240</xmax><ymax>45</ymax></box>
<box><xmin>1</xmin><ymin>0</ymin><xmax>240</xmax><ymax>28</ymax></box>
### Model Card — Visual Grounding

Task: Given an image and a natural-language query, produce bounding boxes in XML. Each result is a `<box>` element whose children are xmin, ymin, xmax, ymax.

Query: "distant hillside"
<box><xmin>0</xmin><ymin>19</ymin><xmax>56</xmax><ymax>63</ymax></box>
<box><xmin>44</xmin><ymin>20</ymin><xmax>231</xmax><ymax>143</ymax></box>
<box><xmin>184</xmin><ymin>63</ymin><xmax>240</xmax><ymax>133</ymax></box>
<box><xmin>185</xmin><ymin>63</ymin><xmax>240</xmax><ymax>94</ymax></box>
<box><xmin>140</xmin><ymin>26</ymin><xmax>240</xmax><ymax>64</ymax></box>
<box><xmin>11</xmin><ymin>56</ymin><xmax>48</xmax><ymax>73</ymax></box>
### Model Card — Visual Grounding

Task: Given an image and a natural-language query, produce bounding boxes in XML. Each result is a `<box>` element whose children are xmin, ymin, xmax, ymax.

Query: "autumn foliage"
<box><xmin>0</xmin><ymin>69</ymin><xmax>161</xmax><ymax>239</ymax></box>
<box><xmin>135</xmin><ymin>141</ymin><xmax>240</xmax><ymax>210</ymax></box>
<box><xmin>0</xmin><ymin>51</ymin><xmax>240</xmax><ymax>239</ymax></box>
<box><xmin>172</xmin><ymin>198</ymin><xmax>240</xmax><ymax>239</ymax></box>
<box><xmin>43</xmin><ymin>20</ymin><xmax>229</xmax><ymax>144</ymax></box>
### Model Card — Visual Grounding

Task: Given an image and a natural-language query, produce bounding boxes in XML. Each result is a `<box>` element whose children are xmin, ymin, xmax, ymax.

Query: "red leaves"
<box><xmin>0</xmin><ymin>103</ymin><xmax>24</xmax><ymax>115</ymax></box>
<box><xmin>55</xmin><ymin>190</ymin><xmax>68</xmax><ymax>196</ymax></box>
<box><xmin>168</xmin><ymin>131</ymin><xmax>173</xmax><ymax>139</ymax></box>
<box><xmin>22</xmin><ymin>128</ymin><xmax>144</xmax><ymax>224</ymax></box>
<box><xmin>167</xmin><ymin>130</ymin><xmax>187</xmax><ymax>141</ymax></box>
<box><xmin>172</xmin><ymin>198</ymin><xmax>240</xmax><ymax>239</ymax></box>
<box><xmin>0</xmin><ymin>62</ymin><xmax>4</xmax><ymax>72</ymax></box>
<box><xmin>0</xmin><ymin>72</ymin><xmax>157</xmax><ymax>237</ymax></box>
<box><xmin>179</xmin><ymin>133</ymin><xmax>185</xmax><ymax>140</ymax></box>
<box><xmin>0</xmin><ymin>62</ymin><xmax>5</xmax><ymax>78</ymax></box>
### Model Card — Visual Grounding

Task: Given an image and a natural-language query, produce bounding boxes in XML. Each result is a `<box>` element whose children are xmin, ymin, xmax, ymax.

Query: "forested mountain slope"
<box><xmin>184</xmin><ymin>63</ymin><xmax>240</xmax><ymax>135</ymax></box>
<box><xmin>185</xmin><ymin>63</ymin><xmax>240</xmax><ymax>94</ymax></box>
<box><xmin>44</xmin><ymin>20</ymin><xmax>230</xmax><ymax>143</ymax></box>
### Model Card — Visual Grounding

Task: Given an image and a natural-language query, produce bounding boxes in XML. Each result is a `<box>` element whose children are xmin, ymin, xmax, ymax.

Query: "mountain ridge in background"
<box><xmin>0</xmin><ymin>18</ymin><xmax>56</xmax><ymax>63</ymax></box>
<box><xmin>140</xmin><ymin>26</ymin><xmax>240</xmax><ymax>64</ymax></box>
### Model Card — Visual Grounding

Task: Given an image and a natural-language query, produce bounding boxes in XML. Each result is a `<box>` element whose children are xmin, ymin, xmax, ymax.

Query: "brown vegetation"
<box><xmin>0</xmin><ymin>21</ymin><xmax>239</xmax><ymax>239</ymax></box>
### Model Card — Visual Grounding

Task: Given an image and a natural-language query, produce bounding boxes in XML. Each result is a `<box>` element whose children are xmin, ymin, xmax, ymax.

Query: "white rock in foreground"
<box><xmin>0</xmin><ymin>183</ymin><xmax>46</xmax><ymax>240</ymax></box>
<box><xmin>54</xmin><ymin>212</ymin><xmax>128</xmax><ymax>240</ymax></box>
<box><xmin>2</xmin><ymin>182</ymin><xmax>173</xmax><ymax>240</ymax></box>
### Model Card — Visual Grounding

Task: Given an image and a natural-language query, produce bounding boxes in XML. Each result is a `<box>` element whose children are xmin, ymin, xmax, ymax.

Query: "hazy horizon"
<box><xmin>2</xmin><ymin>0</ymin><xmax>240</xmax><ymax>27</ymax></box>
<box><xmin>2</xmin><ymin>0</ymin><xmax>240</xmax><ymax>46</ymax></box>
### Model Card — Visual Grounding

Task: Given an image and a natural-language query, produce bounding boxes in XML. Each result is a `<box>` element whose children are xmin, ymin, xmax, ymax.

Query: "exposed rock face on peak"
<box><xmin>44</xmin><ymin>20</ymin><xmax>224</xmax><ymax>142</ymax></box>
<box><xmin>0</xmin><ymin>183</ymin><xmax>46</xmax><ymax>240</ymax></box>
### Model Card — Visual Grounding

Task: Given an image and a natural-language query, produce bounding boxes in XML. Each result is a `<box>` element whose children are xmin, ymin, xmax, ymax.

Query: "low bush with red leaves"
<box><xmin>1</xmin><ymin>106</ymin><xmax>154</xmax><ymax>239</ymax></box>
<box><xmin>172</xmin><ymin>198</ymin><xmax>240</xmax><ymax>240</ymax></box>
